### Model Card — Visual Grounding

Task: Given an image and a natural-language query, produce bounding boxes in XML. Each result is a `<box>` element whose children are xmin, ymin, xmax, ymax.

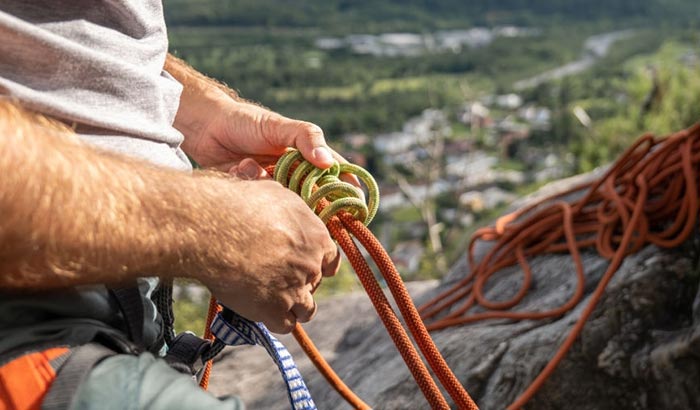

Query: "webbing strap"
<box><xmin>164</xmin><ymin>332</ymin><xmax>211</xmax><ymax>376</ymax></box>
<box><xmin>152</xmin><ymin>281</ymin><xmax>176</xmax><ymax>346</ymax></box>
<box><xmin>109</xmin><ymin>286</ymin><xmax>144</xmax><ymax>348</ymax></box>
<box><xmin>41</xmin><ymin>344</ymin><xmax>115</xmax><ymax>410</ymax></box>
<box><xmin>210</xmin><ymin>310</ymin><xmax>316</xmax><ymax>410</ymax></box>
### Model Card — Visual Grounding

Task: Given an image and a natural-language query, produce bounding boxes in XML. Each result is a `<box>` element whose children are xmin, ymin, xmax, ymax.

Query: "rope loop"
<box><xmin>273</xmin><ymin>149</ymin><xmax>380</xmax><ymax>225</ymax></box>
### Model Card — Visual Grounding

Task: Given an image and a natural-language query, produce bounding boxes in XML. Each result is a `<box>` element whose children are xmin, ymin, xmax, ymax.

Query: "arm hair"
<box><xmin>0</xmin><ymin>100</ymin><xmax>245</xmax><ymax>289</ymax></box>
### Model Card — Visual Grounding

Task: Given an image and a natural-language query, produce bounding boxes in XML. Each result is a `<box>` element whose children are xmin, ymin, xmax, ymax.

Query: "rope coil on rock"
<box><xmin>418</xmin><ymin>123</ymin><xmax>700</xmax><ymax>409</ymax></box>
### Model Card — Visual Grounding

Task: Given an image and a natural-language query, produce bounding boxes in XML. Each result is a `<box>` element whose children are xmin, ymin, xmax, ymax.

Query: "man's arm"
<box><xmin>0</xmin><ymin>101</ymin><xmax>233</xmax><ymax>288</ymax></box>
<box><xmin>0</xmin><ymin>101</ymin><xmax>338</xmax><ymax>332</ymax></box>
<box><xmin>164</xmin><ymin>54</ymin><xmax>337</xmax><ymax>172</ymax></box>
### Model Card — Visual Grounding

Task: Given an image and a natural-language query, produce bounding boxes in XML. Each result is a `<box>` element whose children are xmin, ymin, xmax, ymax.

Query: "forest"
<box><xmin>164</xmin><ymin>0</ymin><xmax>698</xmax><ymax>31</ymax></box>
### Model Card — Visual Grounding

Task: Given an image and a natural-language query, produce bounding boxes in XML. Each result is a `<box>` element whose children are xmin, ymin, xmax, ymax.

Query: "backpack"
<box><xmin>0</xmin><ymin>282</ymin><xmax>215</xmax><ymax>410</ymax></box>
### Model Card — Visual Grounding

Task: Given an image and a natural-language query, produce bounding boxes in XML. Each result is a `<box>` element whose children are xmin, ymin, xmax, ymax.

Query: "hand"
<box><xmin>183</xmin><ymin>99</ymin><xmax>334</xmax><ymax>170</ymax></box>
<box><xmin>166</xmin><ymin>54</ymin><xmax>359</xmax><ymax>183</ymax></box>
<box><xmin>199</xmin><ymin>178</ymin><xmax>341</xmax><ymax>334</ymax></box>
<box><xmin>181</xmin><ymin>98</ymin><xmax>361</xmax><ymax>187</ymax></box>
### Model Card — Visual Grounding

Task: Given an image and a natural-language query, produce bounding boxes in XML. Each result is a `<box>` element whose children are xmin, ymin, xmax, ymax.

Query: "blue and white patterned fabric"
<box><xmin>210</xmin><ymin>310</ymin><xmax>317</xmax><ymax>410</ymax></box>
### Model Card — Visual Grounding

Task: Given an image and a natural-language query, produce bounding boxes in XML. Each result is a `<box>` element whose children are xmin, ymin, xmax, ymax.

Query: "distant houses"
<box><xmin>370</xmin><ymin>92</ymin><xmax>555</xmax><ymax>212</ymax></box>
<box><xmin>459</xmin><ymin>101</ymin><xmax>492</xmax><ymax>131</ymax></box>
<box><xmin>339</xmin><ymin>89</ymin><xmax>566</xmax><ymax>275</ymax></box>
<box><xmin>390</xmin><ymin>240</ymin><xmax>425</xmax><ymax>274</ymax></box>
<box><xmin>315</xmin><ymin>26</ymin><xmax>538</xmax><ymax>57</ymax></box>
<box><xmin>459</xmin><ymin>187</ymin><xmax>516</xmax><ymax>212</ymax></box>
<box><xmin>373</xmin><ymin>109</ymin><xmax>448</xmax><ymax>161</ymax></box>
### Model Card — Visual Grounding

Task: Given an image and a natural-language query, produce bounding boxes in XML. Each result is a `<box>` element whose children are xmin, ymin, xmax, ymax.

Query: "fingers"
<box><xmin>227</xmin><ymin>158</ymin><xmax>270</xmax><ymax>180</ymax></box>
<box><xmin>287</xmin><ymin>251</ymin><xmax>330</xmax><ymax>326</ymax></box>
<box><xmin>268</xmin><ymin>116</ymin><xmax>334</xmax><ymax>169</ymax></box>
<box><xmin>322</xmin><ymin>247</ymin><xmax>341</xmax><ymax>277</ymax></box>
<box><xmin>263</xmin><ymin>114</ymin><xmax>366</xmax><ymax>201</ymax></box>
<box><xmin>293</xmin><ymin>123</ymin><xmax>334</xmax><ymax>169</ymax></box>
<box><xmin>290</xmin><ymin>290</ymin><xmax>318</xmax><ymax>323</ymax></box>
<box><xmin>269</xmin><ymin>286</ymin><xmax>317</xmax><ymax>334</ymax></box>
<box><xmin>266</xmin><ymin>310</ymin><xmax>298</xmax><ymax>334</ymax></box>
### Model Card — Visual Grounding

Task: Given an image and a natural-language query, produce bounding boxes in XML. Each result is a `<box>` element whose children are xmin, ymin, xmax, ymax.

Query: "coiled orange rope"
<box><xmin>419</xmin><ymin>123</ymin><xmax>700</xmax><ymax>409</ymax></box>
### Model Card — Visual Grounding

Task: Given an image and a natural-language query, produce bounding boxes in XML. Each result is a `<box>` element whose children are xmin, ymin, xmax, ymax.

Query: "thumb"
<box><xmin>272</xmin><ymin>118</ymin><xmax>335</xmax><ymax>169</ymax></box>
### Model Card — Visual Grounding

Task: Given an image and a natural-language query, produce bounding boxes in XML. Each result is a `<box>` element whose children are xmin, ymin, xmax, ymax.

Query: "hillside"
<box><xmin>164</xmin><ymin>0</ymin><xmax>699</xmax><ymax>32</ymax></box>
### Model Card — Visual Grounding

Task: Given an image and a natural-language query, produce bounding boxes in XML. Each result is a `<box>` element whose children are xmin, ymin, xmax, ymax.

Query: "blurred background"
<box><xmin>164</xmin><ymin>0</ymin><xmax>700</xmax><ymax>332</ymax></box>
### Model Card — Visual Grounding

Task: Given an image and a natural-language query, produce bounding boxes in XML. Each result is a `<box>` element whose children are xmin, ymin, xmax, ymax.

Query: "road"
<box><xmin>513</xmin><ymin>29</ymin><xmax>635</xmax><ymax>90</ymax></box>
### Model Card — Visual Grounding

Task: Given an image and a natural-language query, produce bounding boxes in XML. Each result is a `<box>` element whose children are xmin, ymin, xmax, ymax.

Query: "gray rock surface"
<box><xmin>208</xmin><ymin>174</ymin><xmax>700</xmax><ymax>409</ymax></box>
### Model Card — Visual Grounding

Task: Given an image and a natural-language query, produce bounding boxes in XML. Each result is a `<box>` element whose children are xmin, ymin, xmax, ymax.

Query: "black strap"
<box><xmin>202</xmin><ymin>339</ymin><xmax>226</xmax><ymax>363</ymax></box>
<box><xmin>153</xmin><ymin>282</ymin><xmax>226</xmax><ymax>374</ymax></box>
<box><xmin>164</xmin><ymin>332</ymin><xmax>211</xmax><ymax>375</ymax></box>
<box><xmin>41</xmin><ymin>343</ymin><xmax>115</xmax><ymax>410</ymax></box>
<box><xmin>109</xmin><ymin>285</ymin><xmax>145</xmax><ymax>348</ymax></box>
<box><xmin>151</xmin><ymin>281</ymin><xmax>175</xmax><ymax>346</ymax></box>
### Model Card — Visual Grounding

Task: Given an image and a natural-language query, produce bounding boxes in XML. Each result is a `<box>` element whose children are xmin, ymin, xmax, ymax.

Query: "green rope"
<box><xmin>273</xmin><ymin>150</ymin><xmax>379</xmax><ymax>225</ymax></box>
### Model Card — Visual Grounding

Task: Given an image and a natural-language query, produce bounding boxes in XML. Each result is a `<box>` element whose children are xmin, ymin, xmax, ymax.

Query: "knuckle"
<box><xmin>308</xmin><ymin>269</ymin><xmax>322</xmax><ymax>287</ymax></box>
<box><xmin>302</xmin><ymin>121</ymin><xmax>323</xmax><ymax>136</ymax></box>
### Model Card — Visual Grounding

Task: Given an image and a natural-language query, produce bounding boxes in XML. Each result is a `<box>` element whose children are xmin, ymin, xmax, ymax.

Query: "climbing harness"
<box><xmin>0</xmin><ymin>283</ymin><xmax>162</xmax><ymax>410</ymax></box>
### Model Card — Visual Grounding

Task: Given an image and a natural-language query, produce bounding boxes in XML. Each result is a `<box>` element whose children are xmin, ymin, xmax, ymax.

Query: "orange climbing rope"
<box><xmin>200</xmin><ymin>122</ymin><xmax>700</xmax><ymax>409</ymax></box>
<box><xmin>199</xmin><ymin>155</ymin><xmax>479</xmax><ymax>409</ymax></box>
<box><xmin>418</xmin><ymin>123</ymin><xmax>700</xmax><ymax>409</ymax></box>
<box><xmin>199</xmin><ymin>296</ymin><xmax>221</xmax><ymax>390</ymax></box>
<box><xmin>276</xmin><ymin>158</ymin><xmax>478</xmax><ymax>409</ymax></box>
<box><xmin>328</xmin><ymin>212</ymin><xmax>478</xmax><ymax>409</ymax></box>
<box><xmin>292</xmin><ymin>324</ymin><xmax>371</xmax><ymax>409</ymax></box>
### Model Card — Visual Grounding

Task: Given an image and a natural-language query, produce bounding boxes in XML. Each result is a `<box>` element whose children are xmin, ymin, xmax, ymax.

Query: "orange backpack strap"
<box><xmin>0</xmin><ymin>344</ymin><xmax>115</xmax><ymax>410</ymax></box>
<box><xmin>0</xmin><ymin>347</ymin><xmax>71</xmax><ymax>410</ymax></box>
<box><xmin>41</xmin><ymin>344</ymin><xmax>114</xmax><ymax>410</ymax></box>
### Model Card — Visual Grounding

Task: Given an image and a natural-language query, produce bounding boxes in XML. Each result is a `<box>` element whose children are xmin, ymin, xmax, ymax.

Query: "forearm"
<box><xmin>0</xmin><ymin>102</ymin><xmax>243</xmax><ymax>289</ymax></box>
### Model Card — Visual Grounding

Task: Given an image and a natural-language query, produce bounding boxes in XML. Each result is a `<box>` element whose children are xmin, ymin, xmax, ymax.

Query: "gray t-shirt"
<box><xmin>0</xmin><ymin>0</ymin><xmax>191</xmax><ymax>171</ymax></box>
<box><xmin>0</xmin><ymin>1</ymin><xmax>188</xmax><ymax>354</ymax></box>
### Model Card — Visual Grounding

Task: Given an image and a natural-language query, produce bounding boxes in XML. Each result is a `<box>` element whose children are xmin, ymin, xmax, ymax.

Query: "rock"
<box><xmin>208</xmin><ymin>176</ymin><xmax>700</xmax><ymax>409</ymax></box>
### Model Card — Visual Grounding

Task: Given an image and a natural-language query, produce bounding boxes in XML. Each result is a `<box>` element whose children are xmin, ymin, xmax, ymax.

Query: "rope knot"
<box><xmin>273</xmin><ymin>150</ymin><xmax>379</xmax><ymax>225</ymax></box>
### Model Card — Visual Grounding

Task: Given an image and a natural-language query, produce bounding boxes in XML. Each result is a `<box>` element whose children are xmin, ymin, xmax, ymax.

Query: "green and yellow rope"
<box><xmin>273</xmin><ymin>150</ymin><xmax>379</xmax><ymax>225</ymax></box>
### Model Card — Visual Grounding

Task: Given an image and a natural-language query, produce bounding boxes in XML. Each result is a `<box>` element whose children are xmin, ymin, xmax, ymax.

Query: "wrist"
<box><xmin>166</xmin><ymin>54</ymin><xmax>236</xmax><ymax>155</ymax></box>
<box><xmin>165</xmin><ymin>174</ymin><xmax>250</xmax><ymax>284</ymax></box>
<box><xmin>175</xmin><ymin>87</ymin><xmax>229</xmax><ymax>151</ymax></box>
